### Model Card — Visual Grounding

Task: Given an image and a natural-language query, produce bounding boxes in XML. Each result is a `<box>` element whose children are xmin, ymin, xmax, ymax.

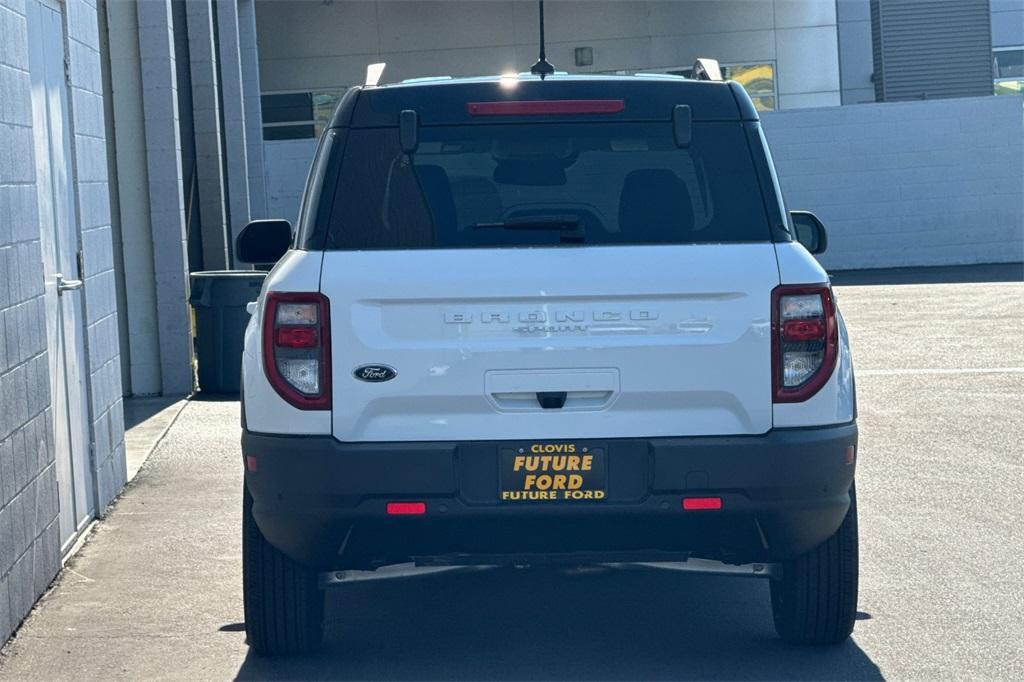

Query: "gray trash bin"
<box><xmin>189</xmin><ymin>270</ymin><xmax>266</xmax><ymax>394</ymax></box>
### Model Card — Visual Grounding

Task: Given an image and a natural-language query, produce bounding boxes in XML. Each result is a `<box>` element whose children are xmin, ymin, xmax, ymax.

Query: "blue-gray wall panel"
<box><xmin>1</xmin><ymin>0</ymin><xmax>125</xmax><ymax>647</ymax></box>
<box><xmin>0</xmin><ymin>0</ymin><xmax>59</xmax><ymax>646</ymax></box>
<box><xmin>763</xmin><ymin>95</ymin><xmax>1024</xmax><ymax>270</ymax></box>
<box><xmin>991</xmin><ymin>5</ymin><xmax>1024</xmax><ymax>48</ymax></box>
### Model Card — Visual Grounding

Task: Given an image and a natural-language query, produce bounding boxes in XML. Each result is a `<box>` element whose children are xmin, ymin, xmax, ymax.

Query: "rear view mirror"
<box><xmin>790</xmin><ymin>211</ymin><xmax>828</xmax><ymax>255</ymax></box>
<box><xmin>236</xmin><ymin>219</ymin><xmax>292</xmax><ymax>264</ymax></box>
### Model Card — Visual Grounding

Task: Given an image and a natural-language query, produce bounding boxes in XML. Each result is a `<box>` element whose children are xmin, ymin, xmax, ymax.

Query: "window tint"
<box><xmin>324</xmin><ymin>121</ymin><xmax>771</xmax><ymax>250</ymax></box>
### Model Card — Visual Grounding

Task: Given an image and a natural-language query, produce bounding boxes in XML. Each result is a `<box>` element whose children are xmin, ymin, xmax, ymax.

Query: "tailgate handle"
<box><xmin>536</xmin><ymin>392</ymin><xmax>567</xmax><ymax>409</ymax></box>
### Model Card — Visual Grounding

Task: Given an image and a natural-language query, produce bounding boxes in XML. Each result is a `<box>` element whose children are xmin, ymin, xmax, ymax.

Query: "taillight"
<box><xmin>771</xmin><ymin>284</ymin><xmax>837</xmax><ymax>403</ymax></box>
<box><xmin>262</xmin><ymin>292</ymin><xmax>331</xmax><ymax>410</ymax></box>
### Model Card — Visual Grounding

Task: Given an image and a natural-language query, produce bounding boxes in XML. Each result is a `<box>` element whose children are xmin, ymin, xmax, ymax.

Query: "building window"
<box><xmin>635</xmin><ymin>63</ymin><xmax>777</xmax><ymax>111</ymax></box>
<box><xmin>261</xmin><ymin>90</ymin><xmax>345</xmax><ymax>140</ymax></box>
<box><xmin>993</xmin><ymin>47</ymin><xmax>1024</xmax><ymax>96</ymax></box>
<box><xmin>722</xmin><ymin>63</ymin><xmax>776</xmax><ymax>111</ymax></box>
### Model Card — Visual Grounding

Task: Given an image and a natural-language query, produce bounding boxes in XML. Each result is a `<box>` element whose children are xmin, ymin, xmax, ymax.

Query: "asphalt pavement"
<box><xmin>0</xmin><ymin>277</ymin><xmax>1022</xmax><ymax>681</ymax></box>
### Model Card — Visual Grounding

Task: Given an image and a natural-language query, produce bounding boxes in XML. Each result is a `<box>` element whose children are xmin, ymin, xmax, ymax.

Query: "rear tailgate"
<box><xmin>324</xmin><ymin>244</ymin><xmax>778</xmax><ymax>442</ymax></box>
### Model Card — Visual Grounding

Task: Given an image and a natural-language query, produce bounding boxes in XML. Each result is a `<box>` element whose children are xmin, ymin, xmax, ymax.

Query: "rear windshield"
<box><xmin>322</xmin><ymin>122</ymin><xmax>771</xmax><ymax>250</ymax></box>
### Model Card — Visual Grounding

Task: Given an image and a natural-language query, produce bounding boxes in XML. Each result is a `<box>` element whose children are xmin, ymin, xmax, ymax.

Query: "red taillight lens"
<box><xmin>771</xmin><ymin>284</ymin><xmax>838</xmax><ymax>403</ymax></box>
<box><xmin>466</xmin><ymin>99</ymin><xmax>625</xmax><ymax>116</ymax></box>
<box><xmin>275</xmin><ymin>326</ymin><xmax>318</xmax><ymax>348</ymax></box>
<box><xmin>262</xmin><ymin>292</ymin><xmax>331</xmax><ymax>410</ymax></box>
<box><xmin>782</xmin><ymin>319</ymin><xmax>825</xmax><ymax>342</ymax></box>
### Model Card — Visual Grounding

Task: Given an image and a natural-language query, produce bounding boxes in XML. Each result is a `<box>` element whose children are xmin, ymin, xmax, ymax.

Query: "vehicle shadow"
<box><xmin>234</xmin><ymin>565</ymin><xmax>882</xmax><ymax>681</ymax></box>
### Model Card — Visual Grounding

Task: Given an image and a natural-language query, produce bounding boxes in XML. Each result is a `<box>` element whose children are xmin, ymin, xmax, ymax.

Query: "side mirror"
<box><xmin>236</xmin><ymin>219</ymin><xmax>292</xmax><ymax>264</ymax></box>
<box><xmin>790</xmin><ymin>211</ymin><xmax>828</xmax><ymax>255</ymax></box>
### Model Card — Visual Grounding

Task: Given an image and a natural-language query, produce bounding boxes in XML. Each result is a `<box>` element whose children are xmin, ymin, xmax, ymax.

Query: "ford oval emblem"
<box><xmin>353</xmin><ymin>365</ymin><xmax>397</xmax><ymax>383</ymax></box>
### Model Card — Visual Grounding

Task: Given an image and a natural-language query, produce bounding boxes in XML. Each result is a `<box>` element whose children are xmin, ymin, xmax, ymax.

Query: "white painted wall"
<box><xmin>255</xmin><ymin>0</ymin><xmax>841</xmax><ymax>107</ymax></box>
<box><xmin>762</xmin><ymin>95</ymin><xmax>1024</xmax><ymax>270</ymax></box>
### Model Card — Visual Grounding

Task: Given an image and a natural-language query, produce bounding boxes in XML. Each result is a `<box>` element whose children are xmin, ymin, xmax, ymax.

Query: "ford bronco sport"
<box><xmin>237</xmin><ymin>71</ymin><xmax>859</xmax><ymax>655</ymax></box>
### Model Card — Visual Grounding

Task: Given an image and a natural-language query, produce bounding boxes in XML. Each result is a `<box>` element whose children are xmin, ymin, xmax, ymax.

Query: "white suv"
<box><xmin>237</xmin><ymin>73</ymin><xmax>858</xmax><ymax>655</ymax></box>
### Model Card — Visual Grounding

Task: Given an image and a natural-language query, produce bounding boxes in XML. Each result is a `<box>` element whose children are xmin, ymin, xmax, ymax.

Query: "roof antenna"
<box><xmin>530</xmin><ymin>1</ymin><xmax>555</xmax><ymax>79</ymax></box>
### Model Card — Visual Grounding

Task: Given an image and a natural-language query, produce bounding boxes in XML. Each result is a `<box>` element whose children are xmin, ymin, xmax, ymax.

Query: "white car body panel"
<box><xmin>772</xmin><ymin>313</ymin><xmax>856</xmax><ymax>427</ymax></box>
<box><xmin>322</xmin><ymin>243</ymin><xmax>780</xmax><ymax>442</ymax></box>
<box><xmin>244</xmin><ymin>241</ymin><xmax>857</xmax><ymax>439</ymax></box>
<box><xmin>773</xmin><ymin>241</ymin><xmax>829</xmax><ymax>287</ymax></box>
<box><xmin>773</xmin><ymin>242</ymin><xmax>856</xmax><ymax>427</ymax></box>
<box><xmin>242</xmin><ymin>250</ymin><xmax>332</xmax><ymax>435</ymax></box>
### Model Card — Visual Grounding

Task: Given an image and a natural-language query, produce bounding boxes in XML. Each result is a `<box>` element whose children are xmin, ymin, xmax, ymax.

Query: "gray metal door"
<box><xmin>27</xmin><ymin>0</ymin><xmax>96</xmax><ymax>551</ymax></box>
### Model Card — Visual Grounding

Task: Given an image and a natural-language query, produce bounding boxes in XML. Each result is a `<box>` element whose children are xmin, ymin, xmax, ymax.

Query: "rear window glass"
<box><xmin>323</xmin><ymin>122</ymin><xmax>771</xmax><ymax>250</ymax></box>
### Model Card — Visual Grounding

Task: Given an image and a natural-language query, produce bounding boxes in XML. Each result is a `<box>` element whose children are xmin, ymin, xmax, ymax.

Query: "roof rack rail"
<box><xmin>516</xmin><ymin>71</ymin><xmax>570</xmax><ymax>77</ymax></box>
<box><xmin>400</xmin><ymin>76</ymin><xmax>454</xmax><ymax>84</ymax></box>
<box><xmin>692</xmin><ymin>58</ymin><xmax>723</xmax><ymax>81</ymax></box>
<box><xmin>636</xmin><ymin>72</ymin><xmax>688</xmax><ymax>80</ymax></box>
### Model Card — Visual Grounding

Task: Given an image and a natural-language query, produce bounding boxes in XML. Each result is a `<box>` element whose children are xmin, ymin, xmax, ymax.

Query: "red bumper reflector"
<box><xmin>845</xmin><ymin>446</ymin><xmax>856</xmax><ymax>465</ymax></box>
<box><xmin>682</xmin><ymin>497</ymin><xmax>722</xmax><ymax>511</ymax></box>
<box><xmin>245</xmin><ymin>456</ymin><xmax>258</xmax><ymax>472</ymax></box>
<box><xmin>386</xmin><ymin>501</ymin><xmax>426</xmax><ymax>516</ymax></box>
<box><xmin>467</xmin><ymin>99</ymin><xmax>625</xmax><ymax>116</ymax></box>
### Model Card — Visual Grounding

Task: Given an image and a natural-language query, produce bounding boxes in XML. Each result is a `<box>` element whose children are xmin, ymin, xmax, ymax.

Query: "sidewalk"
<box><xmin>0</xmin><ymin>398</ymin><xmax>249</xmax><ymax>680</ymax></box>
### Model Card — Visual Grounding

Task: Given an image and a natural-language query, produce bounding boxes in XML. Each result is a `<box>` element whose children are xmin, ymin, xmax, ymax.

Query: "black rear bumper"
<box><xmin>242</xmin><ymin>423</ymin><xmax>857</xmax><ymax>570</ymax></box>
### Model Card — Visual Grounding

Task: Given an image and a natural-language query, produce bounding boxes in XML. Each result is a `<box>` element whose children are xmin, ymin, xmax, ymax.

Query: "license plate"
<box><xmin>499</xmin><ymin>444</ymin><xmax>607</xmax><ymax>502</ymax></box>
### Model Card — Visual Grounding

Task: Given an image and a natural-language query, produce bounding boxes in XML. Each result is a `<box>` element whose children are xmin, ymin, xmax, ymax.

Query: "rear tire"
<box><xmin>243</xmin><ymin>484</ymin><xmax>324</xmax><ymax>655</ymax></box>
<box><xmin>770</xmin><ymin>484</ymin><xmax>858</xmax><ymax>645</ymax></box>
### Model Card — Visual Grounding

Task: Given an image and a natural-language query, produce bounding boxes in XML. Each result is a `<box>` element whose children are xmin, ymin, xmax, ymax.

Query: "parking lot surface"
<box><xmin>1</xmin><ymin>278</ymin><xmax>1022</xmax><ymax>681</ymax></box>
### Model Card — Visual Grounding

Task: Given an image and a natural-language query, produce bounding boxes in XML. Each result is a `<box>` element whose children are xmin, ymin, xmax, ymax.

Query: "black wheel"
<box><xmin>243</xmin><ymin>484</ymin><xmax>324</xmax><ymax>655</ymax></box>
<box><xmin>770</xmin><ymin>484</ymin><xmax>858</xmax><ymax>645</ymax></box>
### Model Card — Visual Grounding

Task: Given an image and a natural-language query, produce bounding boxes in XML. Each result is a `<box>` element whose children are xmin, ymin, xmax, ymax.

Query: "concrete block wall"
<box><xmin>187</xmin><ymin>0</ymin><xmax>230</xmax><ymax>271</ymax></box>
<box><xmin>67</xmin><ymin>0</ymin><xmax>126</xmax><ymax>508</ymax></box>
<box><xmin>239</xmin><ymin>0</ymin><xmax>268</xmax><ymax>221</ymax></box>
<box><xmin>104</xmin><ymin>0</ymin><xmax>161</xmax><ymax>397</ymax></box>
<box><xmin>762</xmin><ymin>95</ymin><xmax>1024</xmax><ymax>270</ymax></box>
<box><xmin>138</xmin><ymin>0</ymin><xmax>193</xmax><ymax>396</ymax></box>
<box><xmin>0</xmin><ymin>0</ymin><xmax>61</xmax><ymax>645</ymax></box>
<box><xmin>216</xmin><ymin>0</ymin><xmax>251</xmax><ymax>263</ymax></box>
